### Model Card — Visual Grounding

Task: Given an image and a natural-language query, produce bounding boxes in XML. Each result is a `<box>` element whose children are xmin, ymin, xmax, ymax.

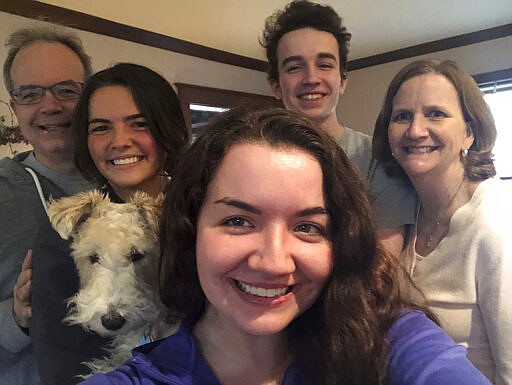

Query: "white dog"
<box><xmin>48</xmin><ymin>190</ymin><xmax>178</xmax><ymax>375</ymax></box>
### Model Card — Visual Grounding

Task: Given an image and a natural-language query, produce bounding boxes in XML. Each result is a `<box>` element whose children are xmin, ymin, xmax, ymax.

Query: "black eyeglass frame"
<box><xmin>9</xmin><ymin>80</ymin><xmax>84</xmax><ymax>105</ymax></box>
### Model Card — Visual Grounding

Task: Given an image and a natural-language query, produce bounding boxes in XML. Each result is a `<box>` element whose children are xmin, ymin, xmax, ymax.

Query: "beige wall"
<box><xmin>0</xmin><ymin>11</ymin><xmax>273</xmax><ymax>158</ymax></box>
<box><xmin>339</xmin><ymin>35</ymin><xmax>512</xmax><ymax>135</ymax></box>
<box><xmin>38</xmin><ymin>0</ymin><xmax>290</xmax><ymax>60</ymax></box>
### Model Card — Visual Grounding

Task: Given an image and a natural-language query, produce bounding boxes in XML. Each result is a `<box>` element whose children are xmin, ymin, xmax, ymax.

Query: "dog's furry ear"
<box><xmin>130</xmin><ymin>192</ymin><xmax>163</xmax><ymax>233</ymax></box>
<box><xmin>48</xmin><ymin>190</ymin><xmax>108</xmax><ymax>239</ymax></box>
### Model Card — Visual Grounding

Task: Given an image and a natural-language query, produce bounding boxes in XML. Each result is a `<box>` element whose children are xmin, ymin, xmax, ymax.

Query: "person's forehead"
<box><xmin>276</xmin><ymin>28</ymin><xmax>339</xmax><ymax>63</ymax></box>
<box><xmin>10</xmin><ymin>41</ymin><xmax>85</xmax><ymax>87</ymax></box>
<box><xmin>395</xmin><ymin>74</ymin><xmax>459</xmax><ymax>101</ymax></box>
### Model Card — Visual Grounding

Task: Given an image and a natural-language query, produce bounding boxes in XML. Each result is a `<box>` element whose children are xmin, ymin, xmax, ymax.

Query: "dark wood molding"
<box><xmin>0</xmin><ymin>0</ymin><xmax>267</xmax><ymax>72</ymax></box>
<box><xmin>175</xmin><ymin>83</ymin><xmax>279</xmax><ymax>108</ymax></box>
<box><xmin>348</xmin><ymin>23</ymin><xmax>512</xmax><ymax>71</ymax></box>
<box><xmin>2</xmin><ymin>1</ymin><xmax>511</xmax><ymax>72</ymax></box>
<box><xmin>473</xmin><ymin>67</ymin><xmax>512</xmax><ymax>84</ymax></box>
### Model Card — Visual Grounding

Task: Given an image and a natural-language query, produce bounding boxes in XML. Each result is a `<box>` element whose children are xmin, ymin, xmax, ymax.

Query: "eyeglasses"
<box><xmin>10</xmin><ymin>81</ymin><xmax>84</xmax><ymax>105</ymax></box>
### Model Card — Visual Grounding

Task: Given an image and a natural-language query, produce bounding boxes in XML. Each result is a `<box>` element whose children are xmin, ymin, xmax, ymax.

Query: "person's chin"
<box><xmin>105</xmin><ymin>177</ymin><xmax>139</xmax><ymax>190</ymax></box>
<box><xmin>44</xmin><ymin>141</ymin><xmax>75</xmax><ymax>154</ymax></box>
<box><xmin>400</xmin><ymin>161</ymin><xmax>435</xmax><ymax>178</ymax></box>
<box><xmin>302</xmin><ymin>109</ymin><xmax>333</xmax><ymax>124</ymax></box>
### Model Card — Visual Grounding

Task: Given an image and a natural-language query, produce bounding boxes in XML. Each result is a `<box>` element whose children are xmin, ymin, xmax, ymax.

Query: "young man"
<box><xmin>261</xmin><ymin>0</ymin><xmax>417</xmax><ymax>256</ymax></box>
<box><xmin>0</xmin><ymin>26</ymin><xmax>105</xmax><ymax>385</ymax></box>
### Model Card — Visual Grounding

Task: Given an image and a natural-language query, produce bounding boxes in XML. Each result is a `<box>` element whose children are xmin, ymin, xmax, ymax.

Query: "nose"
<box><xmin>101</xmin><ymin>311</ymin><xmax>126</xmax><ymax>331</ymax></box>
<box><xmin>302</xmin><ymin>65</ymin><xmax>320</xmax><ymax>85</ymax></box>
<box><xmin>406</xmin><ymin>114</ymin><xmax>429</xmax><ymax>140</ymax></box>
<box><xmin>248</xmin><ymin>225</ymin><xmax>295</xmax><ymax>275</ymax></box>
<box><xmin>110</xmin><ymin>125</ymin><xmax>132</xmax><ymax>149</ymax></box>
<box><xmin>38</xmin><ymin>91</ymin><xmax>64</xmax><ymax>114</ymax></box>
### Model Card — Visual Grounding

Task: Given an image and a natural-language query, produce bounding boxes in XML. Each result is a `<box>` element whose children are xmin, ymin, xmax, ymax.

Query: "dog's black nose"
<box><xmin>101</xmin><ymin>313</ymin><xmax>126</xmax><ymax>331</ymax></box>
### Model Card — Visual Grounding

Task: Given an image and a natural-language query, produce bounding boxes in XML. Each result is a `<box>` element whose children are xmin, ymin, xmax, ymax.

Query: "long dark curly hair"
<box><xmin>73</xmin><ymin>62</ymin><xmax>189</xmax><ymax>185</ymax></box>
<box><xmin>160</xmin><ymin>107</ymin><xmax>420</xmax><ymax>385</ymax></box>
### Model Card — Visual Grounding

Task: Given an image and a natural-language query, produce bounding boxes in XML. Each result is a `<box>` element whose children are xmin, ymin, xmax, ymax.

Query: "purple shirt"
<box><xmin>80</xmin><ymin>311</ymin><xmax>489</xmax><ymax>385</ymax></box>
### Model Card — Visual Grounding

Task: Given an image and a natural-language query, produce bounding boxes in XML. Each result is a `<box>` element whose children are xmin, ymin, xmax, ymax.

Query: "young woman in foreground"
<box><xmin>82</xmin><ymin>108</ymin><xmax>489</xmax><ymax>385</ymax></box>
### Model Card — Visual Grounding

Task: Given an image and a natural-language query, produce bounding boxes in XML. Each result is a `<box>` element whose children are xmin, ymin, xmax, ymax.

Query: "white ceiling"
<box><xmin>329</xmin><ymin>0</ymin><xmax>512</xmax><ymax>59</ymax></box>
<box><xmin>39</xmin><ymin>0</ymin><xmax>512</xmax><ymax>61</ymax></box>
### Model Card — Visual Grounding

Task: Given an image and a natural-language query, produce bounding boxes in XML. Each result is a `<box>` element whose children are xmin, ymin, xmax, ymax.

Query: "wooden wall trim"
<box><xmin>0</xmin><ymin>0</ymin><xmax>267</xmax><ymax>72</ymax></box>
<box><xmin>175</xmin><ymin>83</ymin><xmax>279</xmax><ymax>108</ymax></box>
<box><xmin>473</xmin><ymin>67</ymin><xmax>512</xmax><ymax>84</ymax></box>
<box><xmin>2</xmin><ymin>1</ymin><xmax>511</xmax><ymax>72</ymax></box>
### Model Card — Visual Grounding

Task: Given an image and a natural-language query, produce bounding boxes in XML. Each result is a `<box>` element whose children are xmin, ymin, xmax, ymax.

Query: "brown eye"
<box><xmin>391</xmin><ymin>111</ymin><xmax>412</xmax><ymax>123</ymax></box>
<box><xmin>130</xmin><ymin>252</ymin><xmax>144</xmax><ymax>262</ymax></box>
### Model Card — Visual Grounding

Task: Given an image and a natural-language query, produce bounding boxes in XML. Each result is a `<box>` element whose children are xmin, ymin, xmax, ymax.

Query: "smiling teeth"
<box><xmin>236</xmin><ymin>281</ymin><xmax>288</xmax><ymax>298</ymax></box>
<box><xmin>407</xmin><ymin>147</ymin><xmax>436</xmax><ymax>154</ymax></box>
<box><xmin>300</xmin><ymin>94</ymin><xmax>322</xmax><ymax>100</ymax></box>
<box><xmin>38</xmin><ymin>124</ymin><xmax>68</xmax><ymax>130</ymax></box>
<box><xmin>112</xmin><ymin>157</ymin><xmax>141</xmax><ymax>165</ymax></box>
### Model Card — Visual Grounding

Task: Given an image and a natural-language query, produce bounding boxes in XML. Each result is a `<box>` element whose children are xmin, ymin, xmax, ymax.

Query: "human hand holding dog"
<box><xmin>13</xmin><ymin>249</ymin><xmax>32</xmax><ymax>330</ymax></box>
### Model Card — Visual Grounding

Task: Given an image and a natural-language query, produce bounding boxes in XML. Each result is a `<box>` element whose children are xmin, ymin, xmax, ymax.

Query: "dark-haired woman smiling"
<box><xmin>30</xmin><ymin>63</ymin><xmax>189</xmax><ymax>385</ymax></box>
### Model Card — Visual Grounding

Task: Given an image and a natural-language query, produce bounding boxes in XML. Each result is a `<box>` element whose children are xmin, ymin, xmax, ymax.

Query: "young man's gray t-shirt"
<box><xmin>338</xmin><ymin>127</ymin><xmax>417</xmax><ymax>229</ymax></box>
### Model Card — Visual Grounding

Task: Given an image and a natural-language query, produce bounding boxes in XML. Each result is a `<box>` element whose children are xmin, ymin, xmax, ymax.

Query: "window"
<box><xmin>476</xmin><ymin>68</ymin><xmax>512</xmax><ymax>179</ymax></box>
<box><xmin>483</xmin><ymin>89</ymin><xmax>512</xmax><ymax>178</ymax></box>
<box><xmin>175</xmin><ymin>83</ymin><xmax>282</xmax><ymax>138</ymax></box>
<box><xmin>189</xmin><ymin>104</ymin><xmax>228</xmax><ymax>141</ymax></box>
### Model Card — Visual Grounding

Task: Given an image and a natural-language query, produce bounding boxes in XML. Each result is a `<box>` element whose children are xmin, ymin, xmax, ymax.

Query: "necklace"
<box><xmin>422</xmin><ymin>178</ymin><xmax>465</xmax><ymax>249</ymax></box>
<box><xmin>425</xmin><ymin>221</ymin><xmax>441</xmax><ymax>248</ymax></box>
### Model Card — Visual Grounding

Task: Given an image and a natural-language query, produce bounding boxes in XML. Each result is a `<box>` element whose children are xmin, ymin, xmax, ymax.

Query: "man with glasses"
<box><xmin>0</xmin><ymin>26</ymin><xmax>100</xmax><ymax>385</ymax></box>
<box><xmin>10</xmin><ymin>81</ymin><xmax>84</xmax><ymax>106</ymax></box>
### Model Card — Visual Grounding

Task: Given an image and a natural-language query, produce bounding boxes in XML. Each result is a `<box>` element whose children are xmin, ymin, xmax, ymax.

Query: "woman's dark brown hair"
<box><xmin>160</xmin><ymin>107</ymin><xmax>416</xmax><ymax>385</ymax></box>
<box><xmin>73</xmin><ymin>62</ymin><xmax>189</xmax><ymax>185</ymax></box>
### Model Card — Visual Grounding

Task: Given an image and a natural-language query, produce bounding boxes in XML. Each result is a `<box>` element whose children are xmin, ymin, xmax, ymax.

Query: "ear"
<box><xmin>464</xmin><ymin>122</ymin><xmax>475</xmax><ymax>150</ymax></box>
<box><xmin>48</xmin><ymin>190</ymin><xmax>106</xmax><ymax>239</ymax></box>
<box><xmin>339</xmin><ymin>77</ymin><xmax>348</xmax><ymax>96</ymax></box>
<box><xmin>131</xmin><ymin>192</ymin><xmax>163</xmax><ymax>233</ymax></box>
<box><xmin>268</xmin><ymin>78</ymin><xmax>282</xmax><ymax>100</ymax></box>
<box><xmin>10</xmin><ymin>99</ymin><xmax>18</xmax><ymax>117</ymax></box>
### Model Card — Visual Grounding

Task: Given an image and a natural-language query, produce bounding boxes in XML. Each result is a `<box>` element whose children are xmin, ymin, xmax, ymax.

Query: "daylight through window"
<box><xmin>481</xmin><ymin>80</ymin><xmax>512</xmax><ymax>178</ymax></box>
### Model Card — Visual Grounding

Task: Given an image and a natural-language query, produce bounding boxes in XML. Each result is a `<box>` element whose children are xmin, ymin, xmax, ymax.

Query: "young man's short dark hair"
<box><xmin>261</xmin><ymin>0</ymin><xmax>351</xmax><ymax>81</ymax></box>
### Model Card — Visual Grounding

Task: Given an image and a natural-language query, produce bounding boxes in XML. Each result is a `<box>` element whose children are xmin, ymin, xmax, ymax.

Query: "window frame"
<box><xmin>474</xmin><ymin>67</ymin><xmax>512</xmax><ymax>179</ymax></box>
<box><xmin>175</xmin><ymin>83</ymin><xmax>282</xmax><ymax>134</ymax></box>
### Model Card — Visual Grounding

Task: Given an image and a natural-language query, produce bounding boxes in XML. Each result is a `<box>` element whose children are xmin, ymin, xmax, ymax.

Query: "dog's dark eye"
<box><xmin>130</xmin><ymin>252</ymin><xmax>144</xmax><ymax>262</ymax></box>
<box><xmin>89</xmin><ymin>254</ymin><xmax>99</xmax><ymax>264</ymax></box>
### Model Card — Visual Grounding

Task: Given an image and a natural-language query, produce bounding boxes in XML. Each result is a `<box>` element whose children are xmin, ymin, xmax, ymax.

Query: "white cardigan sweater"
<box><xmin>403</xmin><ymin>177</ymin><xmax>512</xmax><ymax>385</ymax></box>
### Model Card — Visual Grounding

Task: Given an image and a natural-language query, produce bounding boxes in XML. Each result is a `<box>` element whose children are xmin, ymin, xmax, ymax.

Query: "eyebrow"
<box><xmin>124</xmin><ymin>113</ymin><xmax>145</xmax><ymax>121</ymax></box>
<box><xmin>88</xmin><ymin>118</ymin><xmax>109</xmax><ymax>125</ymax></box>
<box><xmin>214</xmin><ymin>198</ymin><xmax>328</xmax><ymax>217</ymax></box>
<box><xmin>281</xmin><ymin>55</ymin><xmax>303</xmax><ymax>67</ymax></box>
<box><xmin>88</xmin><ymin>113</ymin><xmax>145</xmax><ymax>125</ymax></box>
<box><xmin>317</xmin><ymin>53</ymin><xmax>337</xmax><ymax>61</ymax></box>
<box><xmin>16</xmin><ymin>80</ymin><xmax>76</xmax><ymax>89</ymax></box>
<box><xmin>214</xmin><ymin>198</ymin><xmax>261</xmax><ymax>214</ymax></box>
<box><xmin>281</xmin><ymin>52</ymin><xmax>338</xmax><ymax>67</ymax></box>
<box><xmin>297</xmin><ymin>207</ymin><xmax>329</xmax><ymax>217</ymax></box>
<box><xmin>390</xmin><ymin>106</ymin><xmax>408</xmax><ymax>112</ymax></box>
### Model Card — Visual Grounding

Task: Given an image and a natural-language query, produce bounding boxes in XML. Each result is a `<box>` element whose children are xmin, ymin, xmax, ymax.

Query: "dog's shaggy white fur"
<box><xmin>48</xmin><ymin>190</ymin><xmax>177</xmax><ymax>375</ymax></box>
